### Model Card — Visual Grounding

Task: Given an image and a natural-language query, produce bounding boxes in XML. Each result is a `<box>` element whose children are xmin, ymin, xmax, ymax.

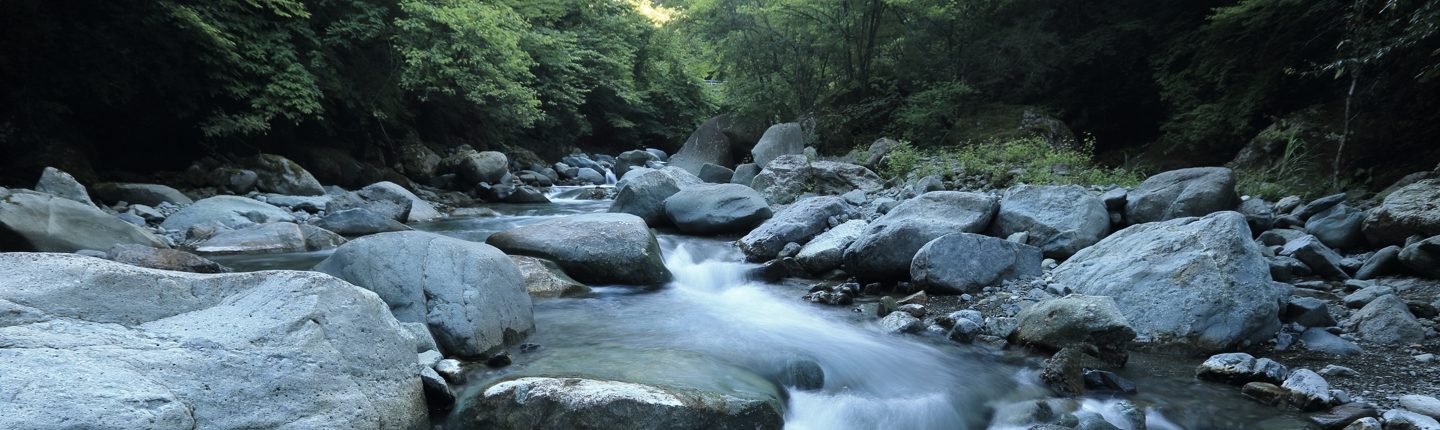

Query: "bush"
<box><xmin>877</xmin><ymin>137</ymin><xmax>1143</xmax><ymax>189</ymax></box>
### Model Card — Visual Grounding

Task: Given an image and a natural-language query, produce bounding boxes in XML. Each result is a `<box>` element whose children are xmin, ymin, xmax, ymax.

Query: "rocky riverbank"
<box><xmin>3</xmin><ymin>117</ymin><xmax>1440</xmax><ymax>429</ymax></box>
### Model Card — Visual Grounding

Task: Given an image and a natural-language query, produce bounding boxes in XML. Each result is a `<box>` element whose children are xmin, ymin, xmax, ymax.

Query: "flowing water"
<box><xmin>214</xmin><ymin>188</ymin><xmax>1313</xmax><ymax>429</ymax></box>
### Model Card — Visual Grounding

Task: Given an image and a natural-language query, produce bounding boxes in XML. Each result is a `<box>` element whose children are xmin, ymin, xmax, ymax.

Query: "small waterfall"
<box><xmin>603</xmin><ymin>167</ymin><xmax>618</xmax><ymax>185</ymax></box>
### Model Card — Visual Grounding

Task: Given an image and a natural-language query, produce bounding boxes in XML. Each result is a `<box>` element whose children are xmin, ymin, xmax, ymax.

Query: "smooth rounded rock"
<box><xmin>991</xmin><ymin>184</ymin><xmax>1109</xmax><ymax>259</ymax></box>
<box><xmin>1</xmin><ymin>189</ymin><xmax>168</xmax><ymax>252</ymax></box>
<box><xmin>663</xmin><ymin>183</ymin><xmax>772</xmax><ymax>235</ymax></box>
<box><xmin>1124</xmin><ymin>167</ymin><xmax>1238</xmax><ymax>224</ymax></box>
<box><xmin>911</xmin><ymin>232</ymin><xmax>1043</xmax><ymax>294</ymax></box>
<box><xmin>487</xmin><ymin>213</ymin><xmax>671</xmax><ymax>286</ymax></box>
<box><xmin>843</xmin><ymin>191</ymin><xmax>998</xmax><ymax>281</ymax></box>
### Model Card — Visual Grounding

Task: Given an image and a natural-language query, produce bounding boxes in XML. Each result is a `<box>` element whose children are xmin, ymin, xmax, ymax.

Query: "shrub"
<box><xmin>876</xmin><ymin>137</ymin><xmax>1143</xmax><ymax>189</ymax></box>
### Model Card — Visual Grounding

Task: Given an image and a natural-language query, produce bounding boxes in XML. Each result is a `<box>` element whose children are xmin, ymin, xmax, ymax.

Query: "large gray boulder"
<box><xmin>1304</xmin><ymin>203</ymin><xmax>1366</xmax><ymax>250</ymax></box>
<box><xmin>92</xmin><ymin>182</ymin><xmax>194</xmax><ymax>207</ymax></box>
<box><xmin>738</xmin><ymin>196</ymin><xmax>851</xmax><ymax>261</ymax></box>
<box><xmin>610</xmin><ymin>168</ymin><xmax>686</xmax><ymax>226</ymax></box>
<box><xmin>34</xmin><ymin>166</ymin><xmax>95</xmax><ymax>207</ymax></box>
<box><xmin>315</xmin><ymin>232</ymin><xmax>533</xmax><ymax>358</ymax></box>
<box><xmin>911</xmin><ymin>232</ymin><xmax>1043</xmax><ymax>294</ymax></box>
<box><xmin>796</xmin><ymin>220</ymin><xmax>867</xmax><ymax>274</ymax></box>
<box><xmin>1052</xmin><ymin>211</ymin><xmax>1286</xmax><ymax>352</ymax></box>
<box><xmin>194</xmin><ymin>222</ymin><xmax>310</xmax><ymax>254</ymax></box>
<box><xmin>843</xmin><ymin>191</ymin><xmax>998</xmax><ymax>281</ymax></box>
<box><xmin>160</xmin><ymin>195</ymin><xmax>295</xmax><ymax>233</ymax></box>
<box><xmin>991</xmin><ymin>185</ymin><xmax>1109</xmax><ymax>259</ymax></box>
<box><xmin>362</xmin><ymin>181</ymin><xmax>442</xmax><ymax>222</ymax></box>
<box><xmin>244</xmin><ymin>153</ymin><xmax>326</xmax><ymax>196</ymax></box>
<box><xmin>1015</xmin><ymin>294</ymin><xmax>1136</xmax><ymax>358</ymax></box>
<box><xmin>472</xmin><ymin>377</ymin><xmax>782</xmax><ymax>430</ymax></box>
<box><xmin>0</xmin><ymin>253</ymin><xmax>427</xmax><ymax>429</ymax></box>
<box><xmin>750</xmin><ymin>122</ymin><xmax>806</xmax><ymax>168</ymax></box>
<box><xmin>615</xmin><ymin>149</ymin><xmax>661</xmax><ymax>177</ymax></box>
<box><xmin>663</xmin><ymin>184</ymin><xmax>773</xmax><ymax>235</ymax></box>
<box><xmin>1279</xmin><ymin>234</ymin><xmax>1350</xmax><ymax>280</ymax></box>
<box><xmin>1343</xmin><ymin>294</ymin><xmax>1424</xmax><ymax>345</ymax></box>
<box><xmin>438</xmin><ymin>149</ymin><xmax>509</xmax><ymax>185</ymax></box>
<box><xmin>1400</xmin><ymin>235</ymin><xmax>1440</xmax><ymax>279</ymax></box>
<box><xmin>1124</xmin><ymin>167</ymin><xmax>1238</xmax><ymax>224</ymax></box>
<box><xmin>1</xmin><ymin>189</ymin><xmax>168</xmax><ymax>252</ymax></box>
<box><xmin>750</xmin><ymin>155</ymin><xmax>884</xmax><ymax>204</ymax></box>
<box><xmin>315</xmin><ymin>208</ymin><xmax>413</xmax><ymax>236</ymax></box>
<box><xmin>487</xmin><ymin>213</ymin><xmax>671</xmax><ymax>286</ymax></box>
<box><xmin>1363</xmin><ymin>179</ymin><xmax>1440</xmax><ymax>245</ymax></box>
<box><xmin>669</xmin><ymin>115</ymin><xmax>764</xmax><ymax>175</ymax></box>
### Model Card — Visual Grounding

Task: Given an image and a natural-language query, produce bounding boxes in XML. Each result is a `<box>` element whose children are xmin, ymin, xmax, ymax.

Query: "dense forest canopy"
<box><xmin>2</xmin><ymin>0</ymin><xmax>1437</xmax><ymax>190</ymax></box>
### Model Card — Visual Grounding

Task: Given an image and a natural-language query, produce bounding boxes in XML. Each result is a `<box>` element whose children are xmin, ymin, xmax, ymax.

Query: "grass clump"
<box><xmin>878</xmin><ymin>137</ymin><xmax>1143</xmax><ymax>189</ymax></box>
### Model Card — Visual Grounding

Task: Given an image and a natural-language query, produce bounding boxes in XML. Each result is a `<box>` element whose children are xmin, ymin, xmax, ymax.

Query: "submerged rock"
<box><xmin>1053</xmin><ymin>212</ymin><xmax>1286</xmax><ymax>352</ymax></box>
<box><xmin>1</xmin><ymin>189</ymin><xmax>168</xmax><ymax>252</ymax></box>
<box><xmin>0</xmin><ymin>253</ymin><xmax>427</xmax><ymax>429</ymax></box>
<box><xmin>510</xmin><ymin>255</ymin><xmax>590</xmax><ymax>298</ymax></box>
<box><xmin>487</xmin><ymin>213</ymin><xmax>671</xmax><ymax>286</ymax></box>
<box><xmin>315</xmin><ymin>231</ymin><xmax>533</xmax><ymax>358</ymax></box>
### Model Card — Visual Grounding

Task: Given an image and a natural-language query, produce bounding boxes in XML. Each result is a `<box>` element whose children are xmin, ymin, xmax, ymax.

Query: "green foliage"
<box><xmin>394</xmin><ymin>0</ymin><xmax>541</xmax><ymax>127</ymax></box>
<box><xmin>877</xmin><ymin>137</ymin><xmax>1143</xmax><ymax>189</ymax></box>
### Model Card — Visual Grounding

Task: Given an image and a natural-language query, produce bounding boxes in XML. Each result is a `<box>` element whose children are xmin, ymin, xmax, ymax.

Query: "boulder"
<box><xmin>34</xmin><ymin>166</ymin><xmax>94</xmax><ymax>207</ymax></box>
<box><xmin>731</xmin><ymin>163</ymin><xmax>760</xmax><ymax>186</ymax></box>
<box><xmin>795</xmin><ymin>220</ymin><xmax>867</xmax><ymax>274</ymax></box>
<box><xmin>194</xmin><ymin>222</ymin><xmax>310</xmax><ymax>254</ymax></box>
<box><xmin>1283</xmin><ymin>297</ymin><xmax>1336</xmax><ymax>328</ymax></box>
<box><xmin>911</xmin><ymin>232</ymin><xmax>1043</xmax><ymax>294</ymax></box>
<box><xmin>610</xmin><ymin>168</ymin><xmax>685</xmax><ymax>225</ymax></box>
<box><xmin>699</xmin><ymin>163</ymin><xmax>736</xmax><ymax>183</ymax></box>
<box><xmin>1356</xmin><ymin>245</ymin><xmax>1405</xmax><ymax>280</ymax></box>
<box><xmin>487</xmin><ymin>213</ymin><xmax>671</xmax><ymax>285</ymax></box>
<box><xmin>1015</xmin><ymin>295</ymin><xmax>1136</xmax><ymax>358</ymax></box>
<box><xmin>1124</xmin><ymin>167</ymin><xmax>1238</xmax><ymax>224</ymax></box>
<box><xmin>160</xmin><ymin>195</ymin><xmax>295</xmax><ymax>233</ymax></box>
<box><xmin>260</xmin><ymin>194</ymin><xmax>331</xmax><ymax>213</ymax></box>
<box><xmin>244</xmin><ymin>154</ymin><xmax>326</xmax><ymax>196</ymax></box>
<box><xmin>315</xmin><ymin>232</ymin><xmax>533</xmax><ymax>358</ymax></box>
<box><xmin>1343</xmin><ymin>294</ymin><xmax>1424</xmax><ymax>345</ymax></box>
<box><xmin>92</xmin><ymin>182</ymin><xmax>194</xmax><ymax>207</ymax></box>
<box><xmin>471</xmin><ymin>377</ymin><xmax>782</xmax><ymax>430</ymax></box>
<box><xmin>843</xmin><ymin>191</ymin><xmax>998</xmax><ymax>281</ymax></box>
<box><xmin>1343</xmin><ymin>285</ymin><xmax>1396</xmax><ymax>309</ymax></box>
<box><xmin>1381</xmin><ymin>409</ymin><xmax>1440</xmax><ymax>430</ymax></box>
<box><xmin>738</xmin><ymin>196</ymin><xmax>850</xmax><ymax>261</ymax></box>
<box><xmin>327</xmin><ymin>189</ymin><xmax>412</xmax><ymax>222</ymax></box>
<box><xmin>990</xmin><ymin>185</ymin><xmax>1109</xmax><ymax>259</ymax></box>
<box><xmin>0</xmin><ymin>253</ymin><xmax>427</xmax><ymax>429</ymax></box>
<box><xmin>1052</xmin><ymin>212</ymin><xmax>1286</xmax><ymax>352</ymax></box>
<box><xmin>1400</xmin><ymin>235</ymin><xmax>1440</xmax><ymax>278</ymax></box>
<box><xmin>1281</xmin><ymin>369</ymin><xmax>1334</xmax><ymax>411</ymax></box>
<box><xmin>106</xmin><ymin>244</ymin><xmax>229</xmax><ymax>273</ymax></box>
<box><xmin>615</xmin><ymin>150</ymin><xmax>661</xmax><ymax>177</ymax></box>
<box><xmin>670</xmin><ymin>116</ymin><xmax>737</xmax><ymax>174</ymax></box>
<box><xmin>576</xmin><ymin>167</ymin><xmax>606</xmax><ymax>185</ymax></box>
<box><xmin>1196</xmin><ymin>352</ymin><xmax>1289</xmax><ymax>385</ymax></box>
<box><xmin>880</xmin><ymin>311</ymin><xmax>923</xmax><ymax>334</ymax></box>
<box><xmin>750</xmin><ymin>122</ymin><xmax>806</xmax><ymax>168</ymax></box>
<box><xmin>363</xmin><ymin>181</ymin><xmax>442</xmax><ymax>222</ymax></box>
<box><xmin>1306</xmin><ymin>203</ymin><xmax>1367</xmax><ymax>250</ymax></box>
<box><xmin>438</xmin><ymin>149</ymin><xmax>509</xmax><ymax>186</ymax></box>
<box><xmin>399</xmin><ymin>143</ymin><xmax>442</xmax><ymax>180</ymax></box>
<box><xmin>1299</xmin><ymin>328</ymin><xmax>1362</xmax><ymax>356</ymax></box>
<box><xmin>663</xmin><ymin>184</ymin><xmax>773</xmax><ymax>235</ymax></box>
<box><xmin>209</xmin><ymin>167</ymin><xmax>259</xmax><ymax>194</ymax></box>
<box><xmin>510</xmin><ymin>255</ymin><xmax>590</xmax><ymax>298</ymax></box>
<box><xmin>1</xmin><ymin>189</ymin><xmax>168</xmax><ymax>252</ymax></box>
<box><xmin>1280</xmin><ymin>235</ymin><xmax>1350</xmax><ymax>279</ymax></box>
<box><xmin>750</xmin><ymin>155</ymin><xmax>884</xmax><ymax>204</ymax></box>
<box><xmin>1238</xmin><ymin>198</ymin><xmax>1276</xmax><ymax>233</ymax></box>
<box><xmin>1400</xmin><ymin>395</ymin><xmax>1440</xmax><ymax>421</ymax></box>
<box><xmin>315</xmin><ymin>208</ymin><xmax>412</xmax><ymax>236</ymax></box>
<box><xmin>1362</xmin><ymin>179</ymin><xmax>1440</xmax><ymax>245</ymax></box>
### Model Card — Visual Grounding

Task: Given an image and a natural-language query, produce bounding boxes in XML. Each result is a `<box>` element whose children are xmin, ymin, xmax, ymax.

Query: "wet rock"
<box><xmin>92</xmin><ymin>182</ymin><xmax>194</xmax><ymax>207</ymax></box>
<box><xmin>106</xmin><ymin>244</ymin><xmax>229</xmax><ymax>273</ymax></box>
<box><xmin>1282</xmin><ymin>369</ymin><xmax>1334</xmax><ymax>411</ymax></box>
<box><xmin>1356</xmin><ymin>246</ymin><xmax>1405</xmax><ymax>280</ymax></box>
<box><xmin>1</xmin><ymin>189</ymin><xmax>168</xmax><ymax>252</ymax></box>
<box><xmin>615</xmin><ymin>149</ymin><xmax>661</xmax><ymax>177</ymax></box>
<box><xmin>1300</xmin><ymin>328</ymin><xmax>1362</xmax><ymax>356</ymax></box>
<box><xmin>161</xmin><ymin>195</ymin><xmax>295</xmax><ymax>233</ymax></box>
<box><xmin>911</xmin><ymin>232</ymin><xmax>1042</xmax><ymax>294</ymax></box>
<box><xmin>1041</xmin><ymin>347</ymin><xmax>1087</xmax><ymax>397</ymax></box>
<box><xmin>1124</xmin><ymin>167</ymin><xmax>1238</xmax><ymax>224</ymax></box>
<box><xmin>435</xmin><ymin>359</ymin><xmax>463</xmax><ymax>382</ymax></box>
<box><xmin>1284</xmin><ymin>297</ymin><xmax>1337</xmax><ymax>327</ymax></box>
<box><xmin>510</xmin><ymin>255</ymin><xmax>590</xmax><ymax>298</ymax></box>
<box><xmin>0</xmin><ymin>253</ymin><xmax>427</xmax><ymax>429</ymax></box>
<box><xmin>315</xmin><ymin>231</ymin><xmax>534</xmax><ymax>358</ymax></box>
<box><xmin>421</xmin><ymin>366</ymin><xmax>455</xmax><ymax>411</ymax></box>
<box><xmin>194</xmin><ymin>222</ymin><xmax>309</xmax><ymax>254</ymax></box>
<box><xmin>315</xmin><ymin>208</ymin><xmax>412</xmax><ymax>236</ymax></box>
<box><xmin>609</xmin><ymin>168</ymin><xmax>689</xmax><ymax>225</ymax></box>
<box><xmin>260</xmin><ymin>194</ymin><xmax>330</xmax><ymax>213</ymax></box>
<box><xmin>1382</xmin><ymin>409</ymin><xmax>1440</xmax><ymax>430</ymax></box>
<box><xmin>1362</xmin><ymin>179</ymin><xmax>1440</xmax><ymax>245</ymax></box>
<box><xmin>1054</xmin><ymin>212</ymin><xmax>1286</xmax><ymax>352</ymax></box>
<box><xmin>991</xmin><ymin>184</ymin><xmax>1110</xmax><ymax>258</ymax></box>
<box><xmin>1307</xmin><ymin>203</ymin><xmax>1367</xmax><ymax>250</ymax></box>
<box><xmin>1015</xmin><ymin>295</ymin><xmax>1135</xmax><ymax>365</ymax></box>
<box><xmin>879</xmin><ymin>311</ymin><xmax>923</xmax><ymax>334</ymax></box>
<box><xmin>844</xmin><ymin>191</ymin><xmax>998</xmax><ymax>281</ymax></box>
<box><xmin>1307</xmin><ymin>403</ymin><xmax>1378</xmax><ymax>430</ymax></box>
<box><xmin>487</xmin><ymin>213</ymin><xmax>671</xmax><ymax>285</ymax></box>
<box><xmin>244</xmin><ymin>153</ymin><xmax>326</xmax><ymax>196</ymax></box>
<box><xmin>664</xmin><ymin>183</ymin><xmax>772</xmax><ymax>235</ymax></box>
<box><xmin>738</xmin><ymin>196</ymin><xmax>850</xmax><ymax>261</ymax></box>
<box><xmin>327</xmin><ymin>189</ymin><xmax>412</xmax><ymax>222</ymax></box>
<box><xmin>34</xmin><ymin>166</ymin><xmax>95</xmax><ymax>207</ymax></box>
<box><xmin>438</xmin><ymin>149</ymin><xmax>509</xmax><ymax>186</ymax></box>
<box><xmin>1281</xmin><ymin>234</ymin><xmax>1351</xmax><ymax>279</ymax></box>
<box><xmin>1343</xmin><ymin>294</ymin><xmax>1424</xmax><ymax>345</ymax></box>
<box><xmin>1399</xmin><ymin>235</ymin><xmax>1440</xmax><ymax>278</ymax></box>
<box><xmin>1195</xmin><ymin>352</ymin><xmax>1289</xmax><ymax>385</ymax></box>
<box><xmin>795</xmin><ymin>219</ymin><xmax>867</xmax><ymax>274</ymax></box>
<box><xmin>1242</xmin><ymin>382</ymin><xmax>1288</xmax><ymax>406</ymax></box>
<box><xmin>750</xmin><ymin>155</ymin><xmax>885</xmax><ymax>204</ymax></box>
<box><xmin>505</xmin><ymin>185</ymin><xmax>550</xmax><ymax>204</ymax></box>
<box><xmin>472</xmin><ymin>377</ymin><xmax>782</xmax><ymax>430</ymax></box>
<box><xmin>774</xmin><ymin>358</ymin><xmax>825</xmax><ymax>391</ymax></box>
<box><xmin>1083</xmin><ymin>369</ymin><xmax>1138</xmax><ymax>394</ymax></box>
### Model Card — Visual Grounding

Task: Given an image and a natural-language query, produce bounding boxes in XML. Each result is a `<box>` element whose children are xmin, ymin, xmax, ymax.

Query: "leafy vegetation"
<box><xmin>877</xmin><ymin>138</ymin><xmax>1144</xmax><ymax>189</ymax></box>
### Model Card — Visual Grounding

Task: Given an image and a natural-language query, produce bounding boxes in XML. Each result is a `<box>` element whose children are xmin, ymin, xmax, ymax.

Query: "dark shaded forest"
<box><xmin>2</xmin><ymin>0</ymin><xmax>1437</xmax><ymax>193</ymax></box>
